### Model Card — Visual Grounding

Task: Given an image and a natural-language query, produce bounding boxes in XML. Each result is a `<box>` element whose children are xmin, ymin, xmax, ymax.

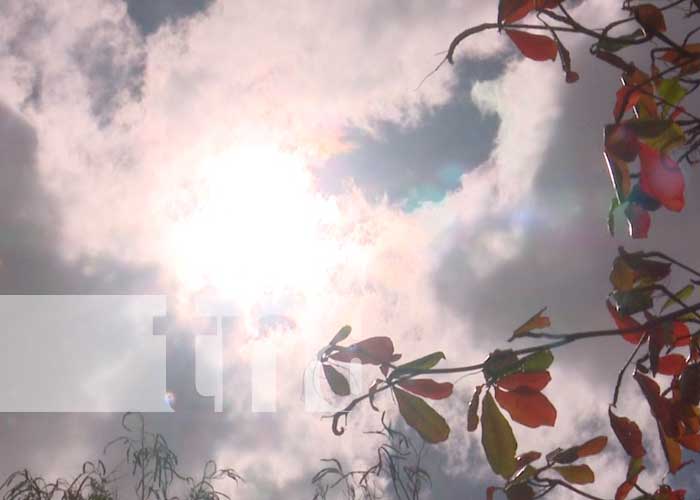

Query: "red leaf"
<box><xmin>397</xmin><ymin>379</ymin><xmax>453</xmax><ymax>400</ymax></box>
<box><xmin>658</xmin><ymin>354</ymin><xmax>687</xmax><ymax>376</ymax></box>
<box><xmin>614</xmin><ymin>86</ymin><xmax>642</xmax><ymax>119</ymax></box>
<box><xmin>635</xmin><ymin>371</ymin><xmax>676</xmax><ymax>437</ymax></box>
<box><xmin>486</xmin><ymin>486</ymin><xmax>498</xmax><ymax>500</ymax></box>
<box><xmin>658</xmin><ymin>423</ymin><xmax>683</xmax><ymax>474</ymax></box>
<box><xmin>609</xmin><ymin>408</ymin><xmax>646</xmax><ymax>459</ymax></box>
<box><xmin>639</xmin><ymin>143</ymin><xmax>685</xmax><ymax>212</ymax></box>
<box><xmin>577</xmin><ymin>436</ymin><xmax>608</xmax><ymax>458</ymax></box>
<box><xmin>497</xmin><ymin>371</ymin><xmax>551</xmax><ymax>391</ymax></box>
<box><xmin>615</xmin><ymin>480</ymin><xmax>635</xmax><ymax>500</ymax></box>
<box><xmin>673</xmin><ymin>322</ymin><xmax>691</xmax><ymax>347</ymax></box>
<box><xmin>499</xmin><ymin>0</ymin><xmax>562</xmax><ymax>24</ymax></box>
<box><xmin>330</xmin><ymin>337</ymin><xmax>396</xmax><ymax>365</ymax></box>
<box><xmin>606</xmin><ymin>299</ymin><xmax>645</xmax><ymax>344</ymax></box>
<box><xmin>506</xmin><ymin>30</ymin><xmax>558</xmax><ymax>62</ymax></box>
<box><xmin>624</xmin><ymin>202</ymin><xmax>651</xmax><ymax>239</ymax></box>
<box><xmin>495</xmin><ymin>387</ymin><xmax>556</xmax><ymax>428</ymax></box>
<box><xmin>515</xmin><ymin>451</ymin><xmax>542</xmax><ymax>469</ymax></box>
<box><xmin>633</xmin><ymin>4</ymin><xmax>667</xmax><ymax>33</ymax></box>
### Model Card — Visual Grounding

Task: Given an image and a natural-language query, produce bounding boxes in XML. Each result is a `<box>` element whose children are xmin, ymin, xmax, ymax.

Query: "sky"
<box><xmin>0</xmin><ymin>1</ymin><xmax>699</xmax><ymax>499</ymax></box>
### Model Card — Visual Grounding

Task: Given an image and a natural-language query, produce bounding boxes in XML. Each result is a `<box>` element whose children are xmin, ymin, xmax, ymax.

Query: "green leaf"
<box><xmin>390</xmin><ymin>352</ymin><xmax>445</xmax><ymax>379</ymax></box>
<box><xmin>393</xmin><ymin>387</ymin><xmax>450</xmax><ymax>444</ymax></box>
<box><xmin>657</xmin><ymin>78</ymin><xmax>686</xmax><ymax>116</ymax></box>
<box><xmin>660</xmin><ymin>284</ymin><xmax>694</xmax><ymax>312</ymax></box>
<box><xmin>608</xmin><ymin>197</ymin><xmax>620</xmax><ymax>236</ymax></box>
<box><xmin>553</xmin><ymin>464</ymin><xmax>595</xmax><ymax>484</ymax></box>
<box><xmin>329</xmin><ymin>325</ymin><xmax>352</xmax><ymax>345</ymax></box>
<box><xmin>626</xmin><ymin>456</ymin><xmax>645</xmax><ymax>481</ymax></box>
<box><xmin>520</xmin><ymin>350</ymin><xmax>554</xmax><ymax>373</ymax></box>
<box><xmin>594</xmin><ymin>29</ymin><xmax>645</xmax><ymax>52</ymax></box>
<box><xmin>481</xmin><ymin>392</ymin><xmax>518</xmax><ymax>479</ymax></box>
<box><xmin>323</xmin><ymin>364</ymin><xmax>351</xmax><ymax>396</ymax></box>
<box><xmin>611</xmin><ymin>289</ymin><xmax>654</xmax><ymax>316</ymax></box>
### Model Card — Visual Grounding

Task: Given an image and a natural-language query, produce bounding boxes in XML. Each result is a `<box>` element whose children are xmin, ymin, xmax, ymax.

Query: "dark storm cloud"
<box><xmin>0</xmin><ymin>102</ymin><xmax>159</xmax><ymax>293</ymax></box>
<box><xmin>125</xmin><ymin>0</ymin><xmax>213</xmax><ymax>34</ymax></box>
<box><xmin>318</xmin><ymin>60</ymin><xmax>502</xmax><ymax>208</ymax></box>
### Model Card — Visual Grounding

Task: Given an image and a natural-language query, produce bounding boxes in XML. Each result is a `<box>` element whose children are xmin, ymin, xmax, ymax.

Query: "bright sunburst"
<box><xmin>166</xmin><ymin>143</ymin><xmax>342</xmax><ymax>303</ymax></box>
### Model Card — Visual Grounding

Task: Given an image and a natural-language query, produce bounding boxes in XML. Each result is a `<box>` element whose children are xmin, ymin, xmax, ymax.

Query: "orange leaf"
<box><xmin>577</xmin><ymin>436</ymin><xmax>608</xmax><ymax>458</ymax></box>
<box><xmin>606</xmin><ymin>300</ymin><xmax>645</xmax><ymax>344</ymax></box>
<box><xmin>398</xmin><ymin>379</ymin><xmax>453</xmax><ymax>400</ymax></box>
<box><xmin>497</xmin><ymin>371</ymin><xmax>551</xmax><ymax>391</ymax></box>
<box><xmin>658</xmin><ymin>423</ymin><xmax>682</xmax><ymax>474</ymax></box>
<box><xmin>609</xmin><ymin>408</ymin><xmax>646</xmax><ymax>459</ymax></box>
<box><xmin>658</xmin><ymin>354</ymin><xmax>687</xmax><ymax>376</ymax></box>
<box><xmin>512</xmin><ymin>307</ymin><xmax>550</xmax><ymax>339</ymax></box>
<box><xmin>614</xmin><ymin>85</ymin><xmax>642</xmax><ymax>119</ymax></box>
<box><xmin>506</xmin><ymin>29</ymin><xmax>558</xmax><ymax>61</ymax></box>
<box><xmin>639</xmin><ymin>143</ymin><xmax>685</xmax><ymax>212</ymax></box>
<box><xmin>678</xmin><ymin>433</ymin><xmax>700</xmax><ymax>452</ymax></box>
<box><xmin>661</xmin><ymin>44</ymin><xmax>700</xmax><ymax>75</ymax></box>
<box><xmin>495</xmin><ymin>387</ymin><xmax>556</xmax><ymax>428</ymax></box>
<box><xmin>633</xmin><ymin>4</ymin><xmax>667</xmax><ymax>33</ymax></box>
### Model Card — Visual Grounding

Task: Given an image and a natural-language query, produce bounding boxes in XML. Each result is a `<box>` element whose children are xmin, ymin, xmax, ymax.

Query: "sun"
<box><xmin>165</xmin><ymin>143</ymin><xmax>341</xmax><ymax>304</ymax></box>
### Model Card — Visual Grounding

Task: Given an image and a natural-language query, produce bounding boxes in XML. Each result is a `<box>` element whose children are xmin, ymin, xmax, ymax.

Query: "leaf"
<box><xmin>390</xmin><ymin>352</ymin><xmax>445</xmax><ymax>379</ymax></box>
<box><xmin>661</xmin><ymin>43</ymin><xmax>700</xmax><ymax>75</ymax></box>
<box><xmin>614</xmin><ymin>85</ymin><xmax>642</xmax><ymax>119</ymax></box>
<box><xmin>330</xmin><ymin>337</ymin><xmax>398</xmax><ymax>365</ymax></box>
<box><xmin>397</xmin><ymin>379</ymin><xmax>453</xmax><ymax>400</ymax></box>
<box><xmin>486</xmin><ymin>486</ymin><xmax>499</xmax><ymax>500</ymax></box>
<box><xmin>657</xmin><ymin>423</ymin><xmax>682</xmax><ymax>474</ymax></box>
<box><xmin>657</xmin><ymin>78</ymin><xmax>686</xmax><ymax>114</ymax></box>
<box><xmin>495</xmin><ymin>387</ymin><xmax>557</xmax><ymax>428</ymax></box>
<box><xmin>633</xmin><ymin>4</ymin><xmax>667</xmax><ymax>33</ymax></box>
<box><xmin>511</xmin><ymin>307</ymin><xmax>550</xmax><ymax>340</ymax></box>
<box><xmin>595</xmin><ymin>29</ymin><xmax>645</xmax><ymax>53</ymax></box>
<box><xmin>520</xmin><ymin>349</ymin><xmax>554</xmax><ymax>373</ymax></box>
<box><xmin>609</xmin><ymin>408</ymin><xmax>646</xmax><ymax>459</ymax></box>
<box><xmin>505</xmin><ymin>482</ymin><xmax>535</xmax><ymax>500</ymax></box>
<box><xmin>506</xmin><ymin>30</ymin><xmax>558</xmax><ymax>61</ymax></box>
<box><xmin>624</xmin><ymin>202</ymin><xmax>651</xmax><ymax>239</ymax></box>
<box><xmin>604</xmin><ymin>151</ymin><xmax>632</xmax><ymax>202</ymax></box>
<box><xmin>638</xmin><ymin>142</ymin><xmax>685</xmax><ymax>212</ymax></box>
<box><xmin>624</xmin><ymin>119</ymin><xmax>672</xmax><ymax>138</ymax></box>
<box><xmin>608</xmin><ymin>197</ymin><xmax>620</xmax><ymax>236</ymax></box>
<box><xmin>611</xmin><ymin>289</ymin><xmax>654</xmax><ymax>316</ymax></box>
<box><xmin>467</xmin><ymin>385</ymin><xmax>483</xmax><ymax>432</ymax></box>
<box><xmin>657</xmin><ymin>354</ymin><xmax>686</xmax><ymax>376</ymax></box>
<box><xmin>497</xmin><ymin>371</ymin><xmax>551</xmax><ymax>391</ymax></box>
<box><xmin>605</xmin><ymin>124</ymin><xmax>640</xmax><ymax>163</ymax></box>
<box><xmin>576</xmin><ymin>436</ymin><xmax>608</xmax><ymax>458</ymax></box>
<box><xmin>609</xmin><ymin>256</ymin><xmax>636</xmax><ymax>291</ymax></box>
<box><xmin>606</xmin><ymin>299</ymin><xmax>645</xmax><ymax>344</ymax></box>
<box><xmin>323</xmin><ymin>364</ymin><xmax>351</xmax><ymax>396</ymax></box>
<box><xmin>498</xmin><ymin>0</ymin><xmax>562</xmax><ymax>24</ymax></box>
<box><xmin>678</xmin><ymin>433</ymin><xmax>700</xmax><ymax>452</ymax></box>
<box><xmin>481</xmin><ymin>391</ymin><xmax>518</xmax><ymax>479</ymax></box>
<box><xmin>393</xmin><ymin>387</ymin><xmax>450</xmax><ymax>444</ymax></box>
<box><xmin>642</xmin><ymin>122</ymin><xmax>686</xmax><ymax>153</ymax></box>
<box><xmin>615</xmin><ymin>457</ymin><xmax>645</xmax><ymax>500</ymax></box>
<box><xmin>514</xmin><ymin>451</ymin><xmax>541</xmax><ymax>470</ymax></box>
<box><xmin>329</xmin><ymin>325</ymin><xmax>352</xmax><ymax>345</ymax></box>
<box><xmin>553</xmin><ymin>464</ymin><xmax>595</xmax><ymax>484</ymax></box>
<box><xmin>660</xmin><ymin>285</ymin><xmax>694</xmax><ymax>313</ymax></box>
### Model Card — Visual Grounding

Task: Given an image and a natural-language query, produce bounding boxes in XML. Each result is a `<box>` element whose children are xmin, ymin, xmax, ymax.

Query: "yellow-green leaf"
<box><xmin>481</xmin><ymin>392</ymin><xmax>518</xmax><ymax>479</ymax></box>
<box><xmin>642</xmin><ymin>122</ymin><xmax>686</xmax><ymax>153</ymax></box>
<box><xmin>390</xmin><ymin>351</ymin><xmax>445</xmax><ymax>379</ymax></box>
<box><xmin>511</xmin><ymin>307</ymin><xmax>550</xmax><ymax>340</ymax></box>
<box><xmin>553</xmin><ymin>464</ymin><xmax>595</xmax><ymax>484</ymax></box>
<box><xmin>520</xmin><ymin>350</ymin><xmax>554</xmax><ymax>373</ymax></box>
<box><xmin>330</xmin><ymin>325</ymin><xmax>352</xmax><ymax>345</ymax></box>
<box><xmin>610</xmin><ymin>256</ymin><xmax>636</xmax><ymax>291</ymax></box>
<box><xmin>393</xmin><ymin>387</ymin><xmax>450</xmax><ymax>444</ymax></box>
<box><xmin>660</xmin><ymin>284</ymin><xmax>694</xmax><ymax>313</ymax></box>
